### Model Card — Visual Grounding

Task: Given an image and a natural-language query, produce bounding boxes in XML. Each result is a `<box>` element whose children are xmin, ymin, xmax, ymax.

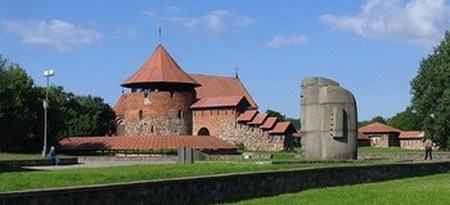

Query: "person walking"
<box><xmin>424</xmin><ymin>138</ymin><xmax>433</xmax><ymax>160</ymax></box>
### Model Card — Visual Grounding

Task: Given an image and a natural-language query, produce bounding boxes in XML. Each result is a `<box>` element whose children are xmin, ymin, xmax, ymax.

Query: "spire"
<box><xmin>121</xmin><ymin>44</ymin><xmax>200</xmax><ymax>88</ymax></box>
<box><xmin>235</xmin><ymin>66</ymin><xmax>239</xmax><ymax>79</ymax></box>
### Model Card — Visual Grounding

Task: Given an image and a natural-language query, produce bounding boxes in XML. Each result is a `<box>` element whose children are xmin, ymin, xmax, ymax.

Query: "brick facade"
<box><xmin>192</xmin><ymin>108</ymin><xmax>238</xmax><ymax>136</ymax></box>
<box><xmin>122</xmin><ymin>90</ymin><xmax>195</xmax><ymax>136</ymax></box>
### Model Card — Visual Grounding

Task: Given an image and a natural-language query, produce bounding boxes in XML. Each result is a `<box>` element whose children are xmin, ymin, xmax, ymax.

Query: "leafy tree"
<box><xmin>0</xmin><ymin>55</ymin><xmax>116</xmax><ymax>153</ymax></box>
<box><xmin>266</xmin><ymin>109</ymin><xmax>300</xmax><ymax>130</ymax></box>
<box><xmin>286</xmin><ymin>117</ymin><xmax>301</xmax><ymax>130</ymax></box>
<box><xmin>358</xmin><ymin>120</ymin><xmax>372</xmax><ymax>128</ymax></box>
<box><xmin>371</xmin><ymin>116</ymin><xmax>386</xmax><ymax>124</ymax></box>
<box><xmin>63</xmin><ymin>95</ymin><xmax>115</xmax><ymax>137</ymax></box>
<box><xmin>0</xmin><ymin>56</ymin><xmax>41</xmax><ymax>152</ymax></box>
<box><xmin>266</xmin><ymin>109</ymin><xmax>286</xmax><ymax>121</ymax></box>
<box><xmin>386</xmin><ymin>106</ymin><xmax>421</xmax><ymax>131</ymax></box>
<box><xmin>411</xmin><ymin>31</ymin><xmax>450</xmax><ymax>149</ymax></box>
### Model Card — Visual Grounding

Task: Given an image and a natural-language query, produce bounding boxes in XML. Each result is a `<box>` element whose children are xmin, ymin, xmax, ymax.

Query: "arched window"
<box><xmin>198</xmin><ymin>128</ymin><xmax>210</xmax><ymax>136</ymax></box>
<box><xmin>139</xmin><ymin>110</ymin><xmax>143</xmax><ymax>119</ymax></box>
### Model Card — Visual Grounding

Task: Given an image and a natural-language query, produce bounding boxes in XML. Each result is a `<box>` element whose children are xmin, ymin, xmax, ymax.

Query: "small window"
<box><xmin>170</xmin><ymin>91</ymin><xmax>174</xmax><ymax>98</ymax></box>
<box><xmin>217</xmin><ymin>110</ymin><xmax>220</xmax><ymax>115</ymax></box>
<box><xmin>139</xmin><ymin>110</ymin><xmax>143</xmax><ymax>119</ymax></box>
<box><xmin>178</xmin><ymin>110</ymin><xmax>183</xmax><ymax>118</ymax></box>
<box><xmin>151</xmin><ymin>125</ymin><xmax>154</xmax><ymax>133</ymax></box>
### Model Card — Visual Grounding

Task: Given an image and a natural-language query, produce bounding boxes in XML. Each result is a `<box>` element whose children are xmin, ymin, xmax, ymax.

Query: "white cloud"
<box><xmin>2</xmin><ymin>19</ymin><xmax>103</xmax><ymax>51</ymax></box>
<box><xmin>166</xmin><ymin>10</ymin><xmax>253</xmax><ymax>34</ymax></box>
<box><xmin>266</xmin><ymin>35</ymin><xmax>307</xmax><ymax>48</ymax></box>
<box><xmin>320</xmin><ymin>0</ymin><xmax>450</xmax><ymax>48</ymax></box>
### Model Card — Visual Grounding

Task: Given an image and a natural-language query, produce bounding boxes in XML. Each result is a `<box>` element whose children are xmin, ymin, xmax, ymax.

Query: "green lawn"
<box><xmin>221</xmin><ymin>173</ymin><xmax>450</xmax><ymax>205</ymax></box>
<box><xmin>0</xmin><ymin>153</ymin><xmax>43</xmax><ymax>161</ymax></box>
<box><xmin>0</xmin><ymin>161</ymin><xmax>360</xmax><ymax>192</ymax></box>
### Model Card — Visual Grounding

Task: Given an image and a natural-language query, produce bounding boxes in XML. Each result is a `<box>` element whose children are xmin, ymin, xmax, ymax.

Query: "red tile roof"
<box><xmin>113</xmin><ymin>94</ymin><xmax>127</xmax><ymax>116</ymax></box>
<box><xmin>190</xmin><ymin>95</ymin><xmax>248</xmax><ymax>109</ymax></box>
<box><xmin>399</xmin><ymin>131</ymin><xmax>424</xmax><ymax>139</ymax></box>
<box><xmin>247</xmin><ymin>113</ymin><xmax>268</xmax><ymax>125</ymax></box>
<box><xmin>359</xmin><ymin>122</ymin><xmax>401</xmax><ymax>133</ymax></box>
<box><xmin>59</xmin><ymin>136</ymin><xmax>236</xmax><ymax>152</ymax></box>
<box><xmin>269</xmin><ymin>122</ymin><xmax>296</xmax><ymax>134</ymax></box>
<box><xmin>236</xmin><ymin>110</ymin><xmax>258</xmax><ymax>122</ymax></box>
<box><xmin>190</xmin><ymin>74</ymin><xmax>257</xmax><ymax>108</ymax></box>
<box><xmin>121</xmin><ymin>44</ymin><xmax>200</xmax><ymax>88</ymax></box>
<box><xmin>260</xmin><ymin>117</ymin><xmax>278</xmax><ymax>129</ymax></box>
<box><xmin>358</xmin><ymin>132</ymin><xmax>370</xmax><ymax>140</ymax></box>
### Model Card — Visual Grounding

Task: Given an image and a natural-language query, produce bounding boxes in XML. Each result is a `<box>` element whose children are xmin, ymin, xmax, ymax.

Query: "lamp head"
<box><xmin>44</xmin><ymin>69</ymin><xmax>55</xmax><ymax>77</ymax></box>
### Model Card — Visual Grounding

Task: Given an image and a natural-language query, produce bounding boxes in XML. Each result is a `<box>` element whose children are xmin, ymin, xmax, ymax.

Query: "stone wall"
<box><xmin>217</xmin><ymin>122</ymin><xmax>286</xmax><ymax>151</ymax></box>
<box><xmin>400</xmin><ymin>139</ymin><xmax>424</xmax><ymax>150</ymax></box>
<box><xmin>1</xmin><ymin>161</ymin><xmax>449</xmax><ymax>205</ymax></box>
<box><xmin>192</xmin><ymin>108</ymin><xmax>238</xmax><ymax>136</ymax></box>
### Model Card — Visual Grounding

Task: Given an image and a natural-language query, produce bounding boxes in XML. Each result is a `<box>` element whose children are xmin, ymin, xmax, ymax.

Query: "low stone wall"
<box><xmin>0</xmin><ymin>157</ymin><xmax>78</xmax><ymax>167</ymax></box>
<box><xmin>1</xmin><ymin>161</ymin><xmax>449</xmax><ymax>205</ymax></box>
<box><xmin>359</xmin><ymin>152</ymin><xmax>450</xmax><ymax>160</ymax></box>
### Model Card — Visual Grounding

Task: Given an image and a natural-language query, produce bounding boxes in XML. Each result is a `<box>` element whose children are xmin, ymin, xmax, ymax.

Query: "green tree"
<box><xmin>266</xmin><ymin>109</ymin><xmax>286</xmax><ymax>121</ymax></box>
<box><xmin>0</xmin><ymin>55</ymin><xmax>116</xmax><ymax>152</ymax></box>
<box><xmin>411</xmin><ymin>31</ymin><xmax>450</xmax><ymax>149</ymax></box>
<box><xmin>63</xmin><ymin>95</ymin><xmax>115</xmax><ymax>137</ymax></box>
<box><xmin>371</xmin><ymin>116</ymin><xmax>386</xmax><ymax>124</ymax></box>
<box><xmin>0</xmin><ymin>56</ymin><xmax>41</xmax><ymax>152</ymax></box>
<box><xmin>266</xmin><ymin>109</ymin><xmax>300</xmax><ymax>130</ymax></box>
<box><xmin>386</xmin><ymin>106</ymin><xmax>421</xmax><ymax>131</ymax></box>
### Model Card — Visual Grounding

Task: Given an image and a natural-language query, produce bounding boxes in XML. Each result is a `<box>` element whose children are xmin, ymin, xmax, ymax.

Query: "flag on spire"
<box><xmin>158</xmin><ymin>25</ymin><xmax>162</xmax><ymax>43</ymax></box>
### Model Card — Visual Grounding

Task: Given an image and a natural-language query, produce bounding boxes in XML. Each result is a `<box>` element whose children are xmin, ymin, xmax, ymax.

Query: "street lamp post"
<box><xmin>42</xmin><ymin>69</ymin><xmax>55</xmax><ymax>158</ymax></box>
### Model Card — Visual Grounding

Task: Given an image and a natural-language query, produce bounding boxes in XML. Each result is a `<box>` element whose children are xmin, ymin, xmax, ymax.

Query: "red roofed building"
<box><xmin>359</xmin><ymin>122</ymin><xmax>401</xmax><ymax>147</ymax></box>
<box><xmin>359</xmin><ymin>122</ymin><xmax>425</xmax><ymax>149</ymax></box>
<box><xmin>103</xmin><ymin>43</ymin><xmax>295</xmax><ymax>152</ymax></box>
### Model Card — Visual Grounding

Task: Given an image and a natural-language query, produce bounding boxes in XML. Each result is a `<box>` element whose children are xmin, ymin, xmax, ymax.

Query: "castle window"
<box><xmin>217</xmin><ymin>110</ymin><xmax>220</xmax><ymax>115</ymax></box>
<box><xmin>139</xmin><ymin>110</ymin><xmax>143</xmax><ymax>119</ymax></box>
<box><xmin>170</xmin><ymin>91</ymin><xmax>174</xmax><ymax>98</ymax></box>
<box><xmin>210</xmin><ymin>110</ymin><xmax>213</xmax><ymax>115</ymax></box>
<box><xmin>178</xmin><ymin>110</ymin><xmax>183</xmax><ymax>118</ymax></box>
<box><xmin>151</xmin><ymin>125</ymin><xmax>154</xmax><ymax>133</ymax></box>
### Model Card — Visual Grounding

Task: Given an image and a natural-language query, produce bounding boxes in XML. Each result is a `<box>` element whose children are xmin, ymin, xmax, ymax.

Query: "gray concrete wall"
<box><xmin>1</xmin><ymin>161</ymin><xmax>449</xmax><ymax>205</ymax></box>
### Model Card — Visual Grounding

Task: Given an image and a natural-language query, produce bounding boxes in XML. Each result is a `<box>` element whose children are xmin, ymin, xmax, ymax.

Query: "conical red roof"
<box><xmin>121</xmin><ymin>44</ymin><xmax>200</xmax><ymax>88</ymax></box>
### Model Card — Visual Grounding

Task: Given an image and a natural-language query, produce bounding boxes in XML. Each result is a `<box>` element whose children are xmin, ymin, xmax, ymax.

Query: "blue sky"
<box><xmin>1</xmin><ymin>0</ymin><xmax>449</xmax><ymax>120</ymax></box>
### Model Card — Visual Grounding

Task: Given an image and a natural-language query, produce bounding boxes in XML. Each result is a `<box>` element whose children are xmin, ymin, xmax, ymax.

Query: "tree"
<box><xmin>266</xmin><ymin>109</ymin><xmax>300</xmax><ymax>130</ymax></box>
<box><xmin>0</xmin><ymin>55</ymin><xmax>116</xmax><ymax>152</ymax></box>
<box><xmin>266</xmin><ymin>109</ymin><xmax>286</xmax><ymax>121</ymax></box>
<box><xmin>371</xmin><ymin>116</ymin><xmax>386</xmax><ymax>124</ymax></box>
<box><xmin>63</xmin><ymin>95</ymin><xmax>115</xmax><ymax>137</ymax></box>
<box><xmin>386</xmin><ymin>106</ymin><xmax>420</xmax><ymax>131</ymax></box>
<box><xmin>0</xmin><ymin>56</ymin><xmax>41</xmax><ymax>152</ymax></box>
<box><xmin>411</xmin><ymin>31</ymin><xmax>450</xmax><ymax>149</ymax></box>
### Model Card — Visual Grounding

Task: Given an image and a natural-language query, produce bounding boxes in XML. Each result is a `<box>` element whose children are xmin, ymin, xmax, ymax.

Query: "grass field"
<box><xmin>0</xmin><ymin>153</ymin><xmax>43</xmax><ymax>161</ymax></box>
<box><xmin>0</xmin><ymin>161</ymin><xmax>365</xmax><ymax>192</ymax></box>
<box><xmin>221</xmin><ymin>173</ymin><xmax>450</xmax><ymax>205</ymax></box>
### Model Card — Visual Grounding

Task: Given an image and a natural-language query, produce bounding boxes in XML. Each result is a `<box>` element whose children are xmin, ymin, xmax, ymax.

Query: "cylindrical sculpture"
<box><xmin>301</xmin><ymin>77</ymin><xmax>358</xmax><ymax>159</ymax></box>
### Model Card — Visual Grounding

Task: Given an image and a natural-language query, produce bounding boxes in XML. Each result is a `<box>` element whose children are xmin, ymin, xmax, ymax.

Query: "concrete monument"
<box><xmin>300</xmin><ymin>77</ymin><xmax>357</xmax><ymax>159</ymax></box>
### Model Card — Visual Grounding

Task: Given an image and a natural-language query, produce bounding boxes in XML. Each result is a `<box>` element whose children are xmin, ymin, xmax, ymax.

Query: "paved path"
<box><xmin>23</xmin><ymin>157</ymin><xmax>177</xmax><ymax>171</ymax></box>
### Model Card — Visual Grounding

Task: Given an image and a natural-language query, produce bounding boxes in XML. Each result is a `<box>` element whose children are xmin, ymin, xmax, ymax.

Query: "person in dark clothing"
<box><xmin>47</xmin><ymin>146</ymin><xmax>59</xmax><ymax>165</ymax></box>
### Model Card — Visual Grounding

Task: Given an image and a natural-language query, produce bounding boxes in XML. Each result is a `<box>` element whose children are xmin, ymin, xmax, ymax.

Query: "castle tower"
<box><xmin>116</xmin><ymin>44</ymin><xmax>200</xmax><ymax>136</ymax></box>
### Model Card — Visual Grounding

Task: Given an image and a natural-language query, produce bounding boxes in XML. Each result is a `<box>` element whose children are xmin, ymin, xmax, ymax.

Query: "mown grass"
<box><xmin>0</xmin><ymin>153</ymin><xmax>43</xmax><ymax>161</ymax></box>
<box><xmin>221</xmin><ymin>173</ymin><xmax>450</xmax><ymax>205</ymax></box>
<box><xmin>0</xmin><ymin>161</ymin><xmax>362</xmax><ymax>192</ymax></box>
